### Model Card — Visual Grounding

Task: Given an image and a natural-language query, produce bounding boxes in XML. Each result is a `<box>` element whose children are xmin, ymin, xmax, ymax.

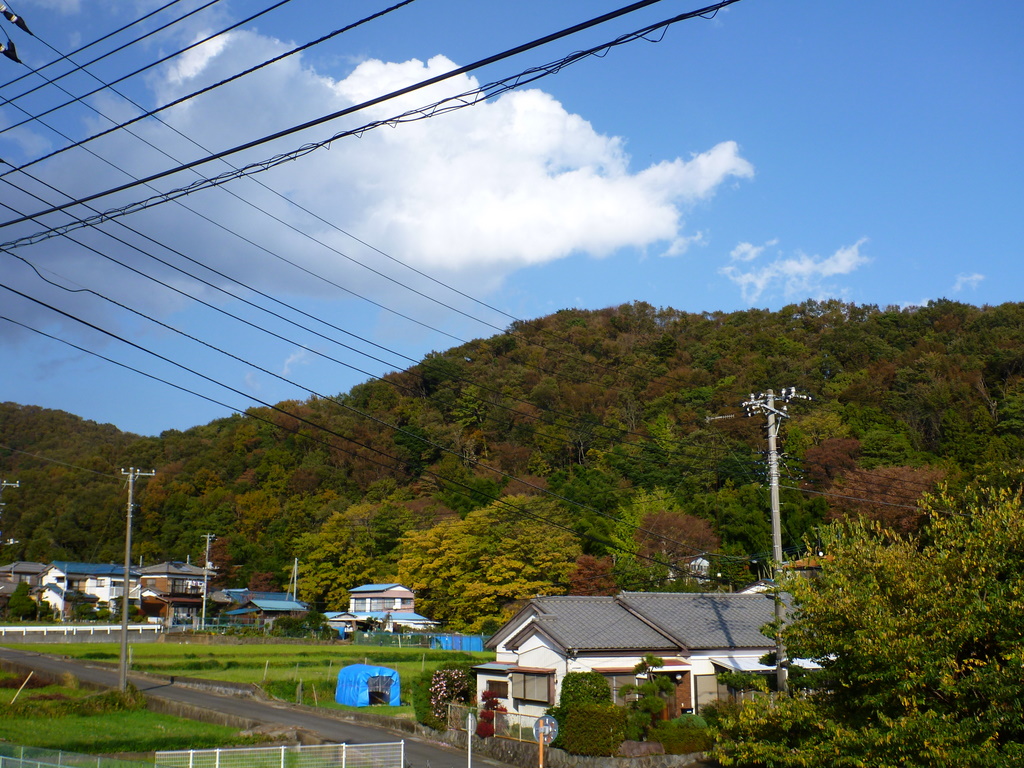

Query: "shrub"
<box><xmin>648</xmin><ymin>718</ymin><xmax>713</xmax><ymax>755</ymax></box>
<box><xmin>549</xmin><ymin>670</ymin><xmax>612</xmax><ymax>749</ymax></box>
<box><xmin>698</xmin><ymin>698</ymin><xmax>742</xmax><ymax>729</ymax></box>
<box><xmin>411</xmin><ymin>662</ymin><xmax>473</xmax><ymax>730</ymax></box>
<box><xmin>475</xmin><ymin>689</ymin><xmax>505</xmax><ymax>738</ymax></box>
<box><xmin>563</xmin><ymin>703</ymin><xmax>626</xmax><ymax>756</ymax></box>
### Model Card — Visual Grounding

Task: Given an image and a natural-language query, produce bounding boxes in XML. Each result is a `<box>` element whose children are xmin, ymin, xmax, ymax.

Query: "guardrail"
<box><xmin>0</xmin><ymin>624</ymin><xmax>162</xmax><ymax>637</ymax></box>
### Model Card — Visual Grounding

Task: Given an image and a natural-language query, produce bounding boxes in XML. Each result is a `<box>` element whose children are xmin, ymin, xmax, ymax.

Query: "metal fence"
<box><xmin>448</xmin><ymin>703</ymin><xmax>540</xmax><ymax>743</ymax></box>
<box><xmin>0</xmin><ymin>745</ymin><xmax>156</xmax><ymax>768</ymax></box>
<box><xmin>156</xmin><ymin>742</ymin><xmax>405</xmax><ymax>768</ymax></box>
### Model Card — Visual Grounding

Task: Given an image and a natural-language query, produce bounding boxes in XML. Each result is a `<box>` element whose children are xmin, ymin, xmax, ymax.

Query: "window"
<box><xmin>603</xmin><ymin>673</ymin><xmax>637</xmax><ymax>706</ymax></box>
<box><xmin>485</xmin><ymin>680</ymin><xmax>509</xmax><ymax>698</ymax></box>
<box><xmin>511</xmin><ymin>672</ymin><xmax>551</xmax><ymax>703</ymax></box>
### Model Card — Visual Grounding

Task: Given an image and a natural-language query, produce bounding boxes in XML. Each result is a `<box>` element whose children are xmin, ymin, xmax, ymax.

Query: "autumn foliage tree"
<box><xmin>398</xmin><ymin>495</ymin><xmax>581</xmax><ymax>632</ymax></box>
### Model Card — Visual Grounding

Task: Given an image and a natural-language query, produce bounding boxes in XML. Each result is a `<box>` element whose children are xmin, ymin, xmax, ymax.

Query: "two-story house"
<box><xmin>326</xmin><ymin>583</ymin><xmax>436</xmax><ymax>633</ymax></box>
<box><xmin>139</xmin><ymin>561</ymin><xmax>208</xmax><ymax>625</ymax></box>
<box><xmin>39</xmin><ymin>561</ymin><xmax>139</xmax><ymax>619</ymax></box>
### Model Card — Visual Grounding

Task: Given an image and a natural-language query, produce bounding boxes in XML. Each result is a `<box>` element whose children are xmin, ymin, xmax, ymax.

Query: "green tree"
<box><xmin>715</xmin><ymin>488</ymin><xmax>1024</xmax><ymax>767</ymax></box>
<box><xmin>620</xmin><ymin>655</ymin><xmax>675</xmax><ymax>741</ymax></box>
<box><xmin>398</xmin><ymin>495</ymin><xmax>581</xmax><ymax>631</ymax></box>
<box><xmin>6</xmin><ymin>582</ymin><xmax>36</xmax><ymax>620</ymax></box>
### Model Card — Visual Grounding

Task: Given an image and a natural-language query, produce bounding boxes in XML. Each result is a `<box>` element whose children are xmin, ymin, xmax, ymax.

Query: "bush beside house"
<box><xmin>412</xmin><ymin>662</ymin><xmax>473</xmax><ymax>731</ymax></box>
<box><xmin>564</xmin><ymin>703</ymin><xmax>627</xmax><ymax>756</ymax></box>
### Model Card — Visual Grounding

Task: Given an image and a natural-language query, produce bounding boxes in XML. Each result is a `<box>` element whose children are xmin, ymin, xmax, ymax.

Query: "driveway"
<box><xmin>0</xmin><ymin>645</ymin><xmax>514</xmax><ymax>768</ymax></box>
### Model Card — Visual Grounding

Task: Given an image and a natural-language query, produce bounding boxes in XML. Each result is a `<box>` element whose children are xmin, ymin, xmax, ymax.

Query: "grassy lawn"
<box><xmin>8</xmin><ymin>641</ymin><xmax>493</xmax><ymax>716</ymax></box>
<box><xmin>0</xmin><ymin>671</ymin><xmax>261</xmax><ymax>754</ymax></box>
<box><xmin>0</xmin><ymin>710</ymin><xmax>259</xmax><ymax>754</ymax></box>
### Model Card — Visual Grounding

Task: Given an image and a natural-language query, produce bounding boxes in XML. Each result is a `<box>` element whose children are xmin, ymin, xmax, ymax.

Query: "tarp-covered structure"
<box><xmin>335</xmin><ymin>663</ymin><xmax>401</xmax><ymax>707</ymax></box>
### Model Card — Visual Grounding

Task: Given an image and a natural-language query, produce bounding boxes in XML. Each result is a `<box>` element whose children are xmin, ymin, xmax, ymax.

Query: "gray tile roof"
<box><xmin>497</xmin><ymin>592</ymin><xmax>775</xmax><ymax>653</ymax></box>
<box><xmin>508</xmin><ymin>595</ymin><xmax>682</xmax><ymax>652</ymax></box>
<box><xmin>619</xmin><ymin>592</ymin><xmax>775</xmax><ymax>650</ymax></box>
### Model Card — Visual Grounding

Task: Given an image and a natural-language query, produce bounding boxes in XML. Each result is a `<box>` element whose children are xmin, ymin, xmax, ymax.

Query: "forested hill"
<box><xmin>3</xmin><ymin>298</ymin><xmax>1024</xmax><ymax>631</ymax></box>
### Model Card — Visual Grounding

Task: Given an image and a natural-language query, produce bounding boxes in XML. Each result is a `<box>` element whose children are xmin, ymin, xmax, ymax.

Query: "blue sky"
<box><xmin>0</xmin><ymin>0</ymin><xmax>1021</xmax><ymax>436</ymax></box>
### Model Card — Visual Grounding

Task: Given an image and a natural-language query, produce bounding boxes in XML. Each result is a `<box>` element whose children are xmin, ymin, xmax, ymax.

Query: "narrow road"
<box><xmin>0</xmin><ymin>646</ymin><xmax>512</xmax><ymax>768</ymax></box>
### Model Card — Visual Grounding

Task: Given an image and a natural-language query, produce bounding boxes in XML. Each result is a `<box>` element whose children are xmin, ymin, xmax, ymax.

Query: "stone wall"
<box><xmin>438</xmin><ymin>729</ymin><xmax>718</xmax><ymax>768</ymax></box>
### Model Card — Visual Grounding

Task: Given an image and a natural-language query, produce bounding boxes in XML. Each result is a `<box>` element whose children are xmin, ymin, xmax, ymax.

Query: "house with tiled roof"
<box><xmin>39</xmin><ymin>561</ymin><xmax>140</xmax><ymax>619</ymax></box>
<box><xmin>478</xmin><ymin>592</ymin><xmax>781</xmax><ymax>718</ymax></box>
<box><xmin>0</xmin><ymin>561</ymin><xmax>47</xmax><ymax>586</ymax></box>
<box><xmin>326</xmin><ymin>583</ymin><xmax>436</xmax><ymax>634</ymax></box>
<box><xmin>139</xmin><ymin>561</ymin><xmax>208</xmax><ymax>626</ymax></box>
<box><xmin>223</xmin><ymin>597</ymin><xmax>309</xmax><ymax>625</ymax></box>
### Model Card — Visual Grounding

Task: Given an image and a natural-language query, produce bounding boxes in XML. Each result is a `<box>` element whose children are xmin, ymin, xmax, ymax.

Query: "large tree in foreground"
<box><xmin>715</xmin><ymin>487</ymin><xmax>1024</xmax><ymax>767</ymax></box>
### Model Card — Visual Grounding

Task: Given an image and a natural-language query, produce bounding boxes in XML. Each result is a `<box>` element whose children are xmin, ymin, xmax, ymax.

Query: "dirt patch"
<box><xmin>0</xmin><ymin>675</ymin><xmax>49</xmax><ymax>690</ymax></box>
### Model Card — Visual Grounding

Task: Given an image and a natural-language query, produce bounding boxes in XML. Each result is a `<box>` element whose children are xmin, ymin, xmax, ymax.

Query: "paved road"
<box><xmin>0</xmin><ymin>645</ymin><xmax>513</xmax><ymax>768</ymax></box>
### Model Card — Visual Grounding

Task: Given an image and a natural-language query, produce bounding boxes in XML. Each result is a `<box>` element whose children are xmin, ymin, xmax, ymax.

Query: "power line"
<box><xmin>0</xmin><ymin>0</ymin><xmax>216</xmax><ymax>96</ymax></box>
<box><xmin>3</xmin><ymin>0</ymin><xmax>419</xmax><ymax>176</ymax></box>
<box><xmin>0</xmin><ymin>310</ymin><xmax>725</xmax><ymax>578</ymax></box>
<box><xmin>0</xmin><ymin>0</ymin><xmax>295</xmax><ymax>136</ymax></box>
<box><xmin>0</xmin><ymin>0</ymin><xmax>742</xmax><ymax>242</ymax></box>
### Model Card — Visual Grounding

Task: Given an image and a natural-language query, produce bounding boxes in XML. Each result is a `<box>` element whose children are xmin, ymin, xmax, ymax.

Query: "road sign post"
<box><xmin>533</xmin><ymin>715</ymin><xmax>558</xmax><ymax>768</ymax></box>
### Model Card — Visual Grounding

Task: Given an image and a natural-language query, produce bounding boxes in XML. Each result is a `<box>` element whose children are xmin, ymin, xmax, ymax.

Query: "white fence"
<box><xmin>156</xmin><ymin>742</ymin><xmax>405</xmax><ymax>768</ymax></box>
<box><xmin>0</xmin><ymin>624</ymin><xmax>162</xmax><ymax>638</ymax></box>
<box><xmin>0</xmin><ymin>744</ymin><xmax>154</xmax><ymax>768</ymax></box>
<box><xmin>448</xmin><ymin>703</ymin><xmax>541</xmax><ymax>743</ymax></box>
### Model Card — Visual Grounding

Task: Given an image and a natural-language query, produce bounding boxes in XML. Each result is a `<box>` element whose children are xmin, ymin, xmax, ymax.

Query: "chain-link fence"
<box><xmin>0</xmin><ymin>745</ymin><xmax>157</xmax><ymax>768</ymax></box>
<box><xmin>350</xmin><ymin>632</ymin><xmax>486</xmax><ymax>651</ymax></box>
<box><xmin>156</xmin><ymin>742</ymin><xmax>405</xmax><ymax>768</ymax></box>
<box><xmin>448</xmin><ymin>703</ymin><xmax>540</xmax><ymax>743</ymax></box>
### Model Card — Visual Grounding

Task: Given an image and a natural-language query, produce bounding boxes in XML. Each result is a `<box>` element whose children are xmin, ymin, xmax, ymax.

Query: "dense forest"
<box><xmin>3</xmin><ymin>298</ymin><xmax>1024</xmax><ymax>631</ymax></box>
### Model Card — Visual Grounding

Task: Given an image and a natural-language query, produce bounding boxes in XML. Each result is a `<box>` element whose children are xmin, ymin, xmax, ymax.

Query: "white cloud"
<box><xmin>281</xmin><ymin>348</ymin><xmax>311</xmax><ymax>377</ymax></box>
<box><xmin>729</xmin><ymin>238</ymin><xmax>779</xmax><ymax>263</ymax></box>
<box><xmin>721</xmin><ymin>238</ymin><xmax>870</xmax><ymax>304</ymax></box>
<box><xmin>19</xmin><ymin>32</ymin><xmax>753</xmax><ymax>317</ymax></box>
<box><xmin>952</xmin><ymin>272</ymin><xmax>984</xmax><ymax>292</ymax></box>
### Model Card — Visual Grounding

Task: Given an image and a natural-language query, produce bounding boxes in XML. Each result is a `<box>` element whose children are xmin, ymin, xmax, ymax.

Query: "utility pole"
<box><xmin>119</xmin><ymin>467</ymin><xmax>154</xmax><ymax>692</ymax></box>
<box><xmin>201</xmin><ymin>533</ymin><xmax>215</xmax><ymax>631</ymax></box>
<box><xmin>743</xmin><ymin>388</ymin><xmax>810</xmax><ymax>695</ymax></box>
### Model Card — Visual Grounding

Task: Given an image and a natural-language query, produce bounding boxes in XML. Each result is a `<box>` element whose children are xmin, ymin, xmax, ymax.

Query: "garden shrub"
<box><xmin>548</xmin><ymin>670</ymin><xmax>611</xmax><ymax>749</ymax></box>
<box><xmin>563</xmin><ymin>703</ymin><xmax>626</xmax><ymax>756</ymax></box>
<box><xmin>648</xmin><ymin>717</ymin><xmax>713</xmax><ymax>754</ymax></box>
<box><xmin>698</xmin><ymin>698</ymin><xmax>742</xmax><ymax>729</ymax></box>
<box><xmin>411</xmin><ymin>662</ymin><xmax>473</xmax><ymax>730</ymax></box>
<box><xmin>475</xmin><ymin>689</ymin><xmax>505</xmax><ymax>738</ymax></box>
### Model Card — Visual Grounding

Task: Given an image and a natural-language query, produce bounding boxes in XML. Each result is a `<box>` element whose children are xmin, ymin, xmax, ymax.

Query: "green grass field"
<box><xmin>0</xmin><ymin>710</ymin><xmax>260</xmax><ymax>753</ymax></box>
<box><xmin>10</xmin><ymin>641</ymin><xmax>493</xmax><ymax>715</ymax></box>
<box><xmin>0</xmin><ymin>670</ymin><xmax>262</xmax><ymax>754</ymax></box>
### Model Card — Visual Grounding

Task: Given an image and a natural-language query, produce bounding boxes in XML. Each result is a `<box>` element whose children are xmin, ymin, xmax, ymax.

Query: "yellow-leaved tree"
<box><xmin>398</xmin><ymin>495</ymin><xmax>581</xmax><ymax>633</ymax></box>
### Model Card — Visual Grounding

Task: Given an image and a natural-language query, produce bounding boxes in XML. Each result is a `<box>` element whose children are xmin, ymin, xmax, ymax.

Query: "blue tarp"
<box><xmin>335</xmin><ymin>663</ymin><xmax>401</xmax><ymax>707</ymax></box>
<box><xmin>430</xmin><ymin>634</ymin><xmax>485</xmax><ymax>652</ymax></box>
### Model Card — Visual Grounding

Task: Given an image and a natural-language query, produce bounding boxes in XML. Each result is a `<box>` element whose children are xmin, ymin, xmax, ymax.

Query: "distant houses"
<box><xmin>325</xmin><ymin>583</ymin><xmax>437</xmax><ymax>635</ymax></box>
<box><xmin>0</xmin><ymin>562</ymin><xmax>437</xmax><ymax>634</ymax></box>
